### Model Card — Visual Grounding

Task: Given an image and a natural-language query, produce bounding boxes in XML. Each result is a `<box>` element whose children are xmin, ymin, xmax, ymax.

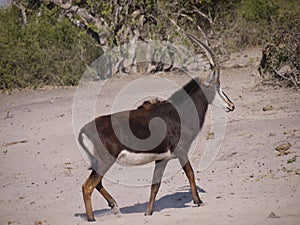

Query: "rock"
<box><xmin>275</xmin><ymin>142</ymin><xmax>291</xmax><ymax>156</ymax></box>
<box><xmin>267</xmin><ymin>211</ymin><xmax>280</xmax><ymax>218</ymax></box>
<box><xmin>5</xmin><ymin>110</ymin><xmax>13</xmax><ymax>119</ymax></box>
<box><xmin>263</xmin><ymin>104</ymin><xmax>273</xmax><ymax>111</ymax></box>
<box><xmin>206</xmin><ymin>132</ymin><xmax>215</xmax><ymax>140</ymax></box>
<box><xmin>268</xmin><ymin>133</ymin><xmax>275</xmax><ymax>137</ymax></box>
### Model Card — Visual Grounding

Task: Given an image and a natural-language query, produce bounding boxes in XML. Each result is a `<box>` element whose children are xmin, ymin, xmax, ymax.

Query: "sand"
<box><xmin>1</xmin><ymin>48</ymin><xmax>299</xmax><ymax>225</ymax></box>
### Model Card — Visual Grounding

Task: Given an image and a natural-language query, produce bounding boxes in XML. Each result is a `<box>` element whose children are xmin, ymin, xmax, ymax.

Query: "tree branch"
<box><xmin>43</xmin><ymin>0</ymin><xmax>109</xmax><ymax>46</ymax></box>
<box><xmin>13</xmin><ymin>1</ymin><xmax>27</xmax><ymax>28</ymax></box>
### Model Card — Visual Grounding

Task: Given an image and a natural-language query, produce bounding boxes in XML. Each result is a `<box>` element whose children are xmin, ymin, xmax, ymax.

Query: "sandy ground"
<box><xmin>1</xmin><ymin>49</ymin><xmax>300</xmax><ymax>225</ymax></box>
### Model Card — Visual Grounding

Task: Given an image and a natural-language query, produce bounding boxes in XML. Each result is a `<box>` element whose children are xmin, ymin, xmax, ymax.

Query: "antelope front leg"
<box><xmin>145</xmin><ymin>160</ymin><xmax>168</xmax><ymax>216</ymax></box>
<box><xmin>179</xmin><ymin>156</ymin><xmax>202</xmax><ymax>206</ymax></box>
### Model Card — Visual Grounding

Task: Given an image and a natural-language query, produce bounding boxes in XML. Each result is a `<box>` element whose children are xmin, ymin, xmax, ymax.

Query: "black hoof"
<box><xmin>194</xmin><ymin>198</ymin><xmax>203</xmax><ymax>206</ymax></box>
<box><xmin>144</xmin><ymin>211</ymin><xmax>153</xmax><ymax>216</ymax></box>
<box><xmin>108</xmin><ymin>202</ymin><xmax>115</xmax><ymax>208</ymax></box>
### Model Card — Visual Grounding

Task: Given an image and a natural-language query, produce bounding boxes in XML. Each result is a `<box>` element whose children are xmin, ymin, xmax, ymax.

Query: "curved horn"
<box><xmin>185</xmin><ymin>32</ymin><xmax>220</xmax><ymax>77</ymax></box>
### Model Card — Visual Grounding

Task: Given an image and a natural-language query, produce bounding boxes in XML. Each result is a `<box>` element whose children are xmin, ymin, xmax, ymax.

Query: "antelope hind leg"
<box><xmin>96</xmin><ymin>181</ymin><xmax>120</xmax><ymax>215</ymax></box>
<box><xmin>82</xmin><ymin>170</ymin><xmax>102</xmax><ymax>221</ymax></box>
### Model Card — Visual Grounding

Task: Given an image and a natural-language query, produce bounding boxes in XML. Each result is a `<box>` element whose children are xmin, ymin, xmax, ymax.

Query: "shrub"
<box><xmin>225</xmin><ymin>0</ymin><xmax>299</xmax><ymax>48</ymax></box>
<box><xmin>258</xmin><ymin>22</ymin><xmax>300</xmax><ymax>89</ymax></box>
<box><xmin>0</xmin><ymin>5</ymin><xmax>102</xmax><ymax>90</ymax></box>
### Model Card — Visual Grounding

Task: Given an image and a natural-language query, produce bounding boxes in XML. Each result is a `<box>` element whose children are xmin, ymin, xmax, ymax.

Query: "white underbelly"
<box><xmin>116</xmin><ymin>150</ymin><xmax>174</xmax><ymax>166</ymax></box>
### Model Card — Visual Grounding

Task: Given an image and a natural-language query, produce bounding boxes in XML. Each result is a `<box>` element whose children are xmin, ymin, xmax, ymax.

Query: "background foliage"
<box><xmin>0</xmin><ymin>4</ymin><xmax>102</xmax><ymax>89</ymax></box>
<box><xmin>0</xmin><ymin>0</ymin><xmax>299</xmax><ymax>90</ymax></box>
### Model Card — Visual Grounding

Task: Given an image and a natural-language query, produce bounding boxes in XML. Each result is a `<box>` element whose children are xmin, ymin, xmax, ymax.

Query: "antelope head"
<box><xmin>186</xmin><ymin>33</ymin><xmax>235</xmax><ymax>112</ymax></box>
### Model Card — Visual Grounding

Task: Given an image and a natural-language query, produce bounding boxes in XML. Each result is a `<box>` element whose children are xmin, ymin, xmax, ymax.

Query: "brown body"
<box><xmin>78</xmin><ymin>33</ymin><xmax>235</xmax><ymax>222</ymax></box>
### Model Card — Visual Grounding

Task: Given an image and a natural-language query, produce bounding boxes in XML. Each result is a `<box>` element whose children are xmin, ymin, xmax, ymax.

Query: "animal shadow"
<box><xmin>75</xmin><ymin>186</ymin><xmax>205</xmax><ymax>220</ymax></box>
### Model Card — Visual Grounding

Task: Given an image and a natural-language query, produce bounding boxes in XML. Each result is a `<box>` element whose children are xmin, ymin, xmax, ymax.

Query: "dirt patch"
<box><xmin>0</xmin><ymin>48</ymin><xmax>299</xmax><ymax>225</ymax></box>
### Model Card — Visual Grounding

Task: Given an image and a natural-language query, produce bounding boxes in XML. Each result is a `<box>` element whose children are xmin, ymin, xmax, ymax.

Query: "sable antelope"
<box><xmin>78</xmin><ymin>33</ymin><xmax>235</xmax><ymax>221</ymax></box>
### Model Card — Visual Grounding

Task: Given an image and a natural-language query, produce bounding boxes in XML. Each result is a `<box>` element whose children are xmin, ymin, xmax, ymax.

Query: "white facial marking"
<box><xmin>210</xmin><ymin>87</ymin><xmax>232</xmax><ymax>111</ymax></box>
<box><xmin>117</xmin><ymin>150</ymin><xmax>173</xmax><ymax>166</ymax></box>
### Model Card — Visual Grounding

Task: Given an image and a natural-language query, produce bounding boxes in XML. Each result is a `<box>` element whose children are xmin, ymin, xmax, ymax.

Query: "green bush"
<box><xmin>1</xmin><ymin>0</ymin><xmax>299</xmax><ymax>90</ymax></box>
<box><xmin>0</xmin><ymin>5</ymin><xmax>102</xmax><ymax>90</ymax></box>
<box><xmin>231</xmin><ymin>0</ymin><xmax>300</xmax><ymax>47</ymax></box>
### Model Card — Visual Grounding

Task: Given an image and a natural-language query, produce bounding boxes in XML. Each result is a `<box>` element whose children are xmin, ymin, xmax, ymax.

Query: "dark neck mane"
<box><xmin>168</xmin><ymin>77</ymin><xmax>201</xmax><ymax>103</ymax></box>
<box><xmin>168</xmin><ymin>76</ymin><xmax>208</xmax><ymax>131</ymax></box>
<box><xmin>182</xmin><ymin>77</ymin><xmax>201</xmax><ymax>94</ymax></box>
